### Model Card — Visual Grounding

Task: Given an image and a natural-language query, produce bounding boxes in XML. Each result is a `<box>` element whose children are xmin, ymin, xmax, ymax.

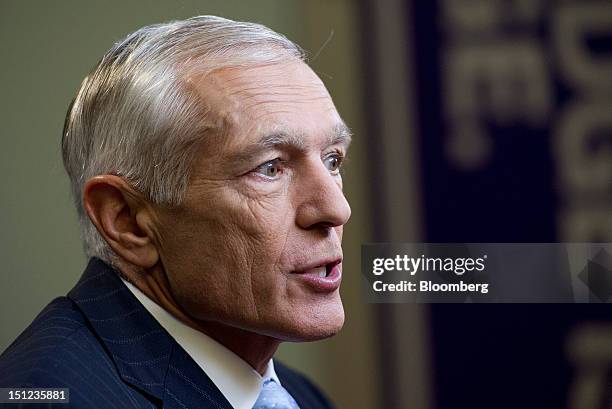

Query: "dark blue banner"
<box><xmin>407</xmin><ymin>1</ymin><xmax>612</xmax><ymax>408</ymax></box>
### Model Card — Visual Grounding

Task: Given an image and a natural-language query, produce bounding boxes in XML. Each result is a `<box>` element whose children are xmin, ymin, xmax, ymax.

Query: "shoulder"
<box><xmin>1</xmin><ymin>296</ymin><xmax>87</xmax><ymax>362</ymax></box>
<box><xmin>275</xmin><ymin>360</ymin><xmax>336</xmax><ymax>409</ymax></box>
<box><xmin>0</xmin><ymin>297</ymin><xmax>95</xmax><ymax>384</ymax></box>
<box><xmin>0</xmin><ymin>297</ymin><xmax>145</xmax><ymax>408</ymax></box>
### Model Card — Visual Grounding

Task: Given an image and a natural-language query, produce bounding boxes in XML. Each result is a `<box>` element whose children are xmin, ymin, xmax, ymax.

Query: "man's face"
<box><xmin>152</xmin><ymin>59</ymin><xmax>351</xmax><ymax>341</ymax></box>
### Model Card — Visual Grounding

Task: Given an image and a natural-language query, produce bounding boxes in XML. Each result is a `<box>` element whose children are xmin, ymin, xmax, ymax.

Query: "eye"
<box><xmin>253</xmin><ymin>158</ymin><xmax>282</xmax><ymax>178</ymax></box>
<box><xmin>323</xmin><ymin>153</ymin><xmax>344</xmax><ymax>174</ymax></box>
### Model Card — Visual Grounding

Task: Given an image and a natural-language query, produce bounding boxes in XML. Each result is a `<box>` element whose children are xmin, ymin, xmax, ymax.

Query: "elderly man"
<box><xmin>0</xmin><ymin>16</ymin><xmax>351</xmax><ymax>409</ymax></box>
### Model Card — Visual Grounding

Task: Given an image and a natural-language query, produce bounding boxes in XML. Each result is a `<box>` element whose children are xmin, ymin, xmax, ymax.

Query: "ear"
<box><xmin>83</xmin><ymin>175</ymin><xmax>159</xmax><ymax>269</ymax></box>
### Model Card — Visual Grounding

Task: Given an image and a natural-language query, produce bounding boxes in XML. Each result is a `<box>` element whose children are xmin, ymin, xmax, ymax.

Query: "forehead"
<box><xmin>192</xmin><ymin>60</ymin><xmax>342</xmax><ymax>152</ymax></box>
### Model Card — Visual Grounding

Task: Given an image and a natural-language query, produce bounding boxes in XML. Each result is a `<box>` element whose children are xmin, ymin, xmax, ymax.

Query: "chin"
<box><xmin>274</xmin><ymin>301</ymin><xmax>345</xmax><ymax>342</ymax></box>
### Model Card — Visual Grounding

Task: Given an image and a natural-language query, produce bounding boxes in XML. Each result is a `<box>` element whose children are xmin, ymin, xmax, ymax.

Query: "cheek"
<box><xmin>226</xmin><ymin>195</ymin><xmax>301</xmax><ymax>302</ymax></box>
<box><xmin>162</xmin><ymin>189</ymin><xmax>296</xmax><ymax>304</ymax></box>
<box><xmin>335</xmin><ymin>225</ymin><xmax>344</xmax><ymax>241</ymax></box>
<box><xmin>185</xmin><ymin>192</ymin><xmax>289</xmax><ymax>264</ymax></box>
<box><xmin>236</xmin><ymin>206</ymin><xmax>295</xmax><ymax>294</ymax></box>
<box><xmin>230</xmin><ymin>189</ymin><xmax>295</xmax><ymax>250</ymax></box>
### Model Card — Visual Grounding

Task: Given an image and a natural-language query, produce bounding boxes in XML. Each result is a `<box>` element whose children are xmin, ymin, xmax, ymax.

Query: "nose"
<box><xmin>294</xmin><ymin>157</ymin><xmax>352</xmax><ymax>230</ymax></box>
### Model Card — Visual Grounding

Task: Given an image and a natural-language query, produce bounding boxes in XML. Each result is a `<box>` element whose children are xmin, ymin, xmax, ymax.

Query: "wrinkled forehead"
<box><xmin>191</xmin><ymin>60</ymin><xmax>342</xmax><ymax>154</ymax></box>
<box><xmin>200</xmin><ymin>59</ymin><xmax>330</xmax><ymax>108</ymax></box>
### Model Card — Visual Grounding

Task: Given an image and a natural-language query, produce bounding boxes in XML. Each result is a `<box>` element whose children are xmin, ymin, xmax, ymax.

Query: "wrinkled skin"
<box><xmin>142</xmin><ymin>59</ymin><xmax>352</xmax><ymax>363</ymax></box>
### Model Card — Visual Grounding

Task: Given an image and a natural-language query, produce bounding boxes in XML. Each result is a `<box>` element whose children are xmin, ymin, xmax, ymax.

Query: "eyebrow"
<box><xmin>230</xmin><ymin>122</ymin><xmax>353</xmax><ymax>163</ymax></box>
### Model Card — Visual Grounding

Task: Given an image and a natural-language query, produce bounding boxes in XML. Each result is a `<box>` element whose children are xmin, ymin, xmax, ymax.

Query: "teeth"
<box><xmin>313</xmin><ymin>266</ymin><xmax>326</xmax><ymax>278</ymax></box>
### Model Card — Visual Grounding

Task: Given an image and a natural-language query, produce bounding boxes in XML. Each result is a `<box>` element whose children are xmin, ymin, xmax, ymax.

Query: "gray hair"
<box><xmin>62</xmin><ymin>15</ymin><xmax>305</xmax><ymax>264</ymax></box>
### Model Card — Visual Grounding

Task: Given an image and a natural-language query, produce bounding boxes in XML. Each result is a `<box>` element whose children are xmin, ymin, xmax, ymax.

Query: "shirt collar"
<box><xmin>121</xmin><ymin>278</ymin><xmax>279</xmax><ymax>409</ymax></box>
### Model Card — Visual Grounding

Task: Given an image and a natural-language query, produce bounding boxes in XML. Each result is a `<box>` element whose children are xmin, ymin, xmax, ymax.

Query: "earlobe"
<box><xmin>83</xmin><ymin>175</ymin><xmax>159</xmax><ymax>269</ymax></box>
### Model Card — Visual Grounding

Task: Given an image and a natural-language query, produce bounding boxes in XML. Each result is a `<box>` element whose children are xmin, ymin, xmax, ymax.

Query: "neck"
<box><xmin>193</xmin><ymin>322</ymin><xmax>281</xmax><ymax>375</ymax></box>
<box><xmin>121</xmin><ymin>262</ymin><xmax>280</xmax><ymax>375</ymax></box>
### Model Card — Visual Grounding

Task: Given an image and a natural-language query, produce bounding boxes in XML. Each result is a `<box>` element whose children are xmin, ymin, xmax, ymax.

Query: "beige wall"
<box><xmin>0</xmin><ymin>1</ymin><xmax>377</xmax><ymax>407</ymax></box>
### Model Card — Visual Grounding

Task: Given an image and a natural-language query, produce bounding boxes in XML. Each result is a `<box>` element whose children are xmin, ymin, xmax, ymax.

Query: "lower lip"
<box><xmin>291</xmin><ymin>263</ymin><xmax>342</xmax><ymax>292</ymax></box>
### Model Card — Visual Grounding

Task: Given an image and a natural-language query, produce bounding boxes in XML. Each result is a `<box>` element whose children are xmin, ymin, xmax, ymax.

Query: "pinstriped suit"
<box><xmin>0</xmin><ymin>258</ymin><xmax>335</xmax><ymax>408</ymax></box>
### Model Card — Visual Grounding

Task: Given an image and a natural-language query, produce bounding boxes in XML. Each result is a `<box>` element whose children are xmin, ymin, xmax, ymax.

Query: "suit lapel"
<box><xmin>163</xmin><ymin>343</ymin><xmax>233</xmax><ymax>409</ymax></box>
<box><xmin>68</xmin><ymin>258</ymin><xmax>232</xmax><ymax>409</ymax></box>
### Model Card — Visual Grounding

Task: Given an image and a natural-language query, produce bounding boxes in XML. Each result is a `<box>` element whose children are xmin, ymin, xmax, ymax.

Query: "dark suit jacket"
<box><xmin>0</xmin><ymin>258</ymin><xmax>335</xmax><ymax>408</ymax></box>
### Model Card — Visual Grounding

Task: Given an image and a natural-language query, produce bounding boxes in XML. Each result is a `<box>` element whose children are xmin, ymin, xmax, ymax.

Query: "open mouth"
<box><xmin>291</xmin><ymin>259</ymin><xmax>342</xmax><ymax>292</ymax></box>
<box><xmin>288</xmin><ymin>254</ymin><xmax>343</xmax><ymax>291</ymax></box>
<box><xmin>295</xmin><ymin>259</ymin><xmax>341</xmax><ymax>278</ymax></box>
<box><xmin>305</xmin><ymin>264</ymin><xmax>332</xmax><ymax>278</ymax></box>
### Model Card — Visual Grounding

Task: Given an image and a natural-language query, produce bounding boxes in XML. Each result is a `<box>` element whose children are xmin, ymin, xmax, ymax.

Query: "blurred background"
<box><xmin>0</xmin><ymin>1</ymin><xmax>610</xmax><ymax>408</ymax></box>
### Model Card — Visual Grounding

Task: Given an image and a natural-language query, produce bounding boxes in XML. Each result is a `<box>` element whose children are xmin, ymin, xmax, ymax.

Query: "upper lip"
<box><xmin>292</xmin><ymin>256</ymin><xmax>343</xmax><ymax>273</ymax></box>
